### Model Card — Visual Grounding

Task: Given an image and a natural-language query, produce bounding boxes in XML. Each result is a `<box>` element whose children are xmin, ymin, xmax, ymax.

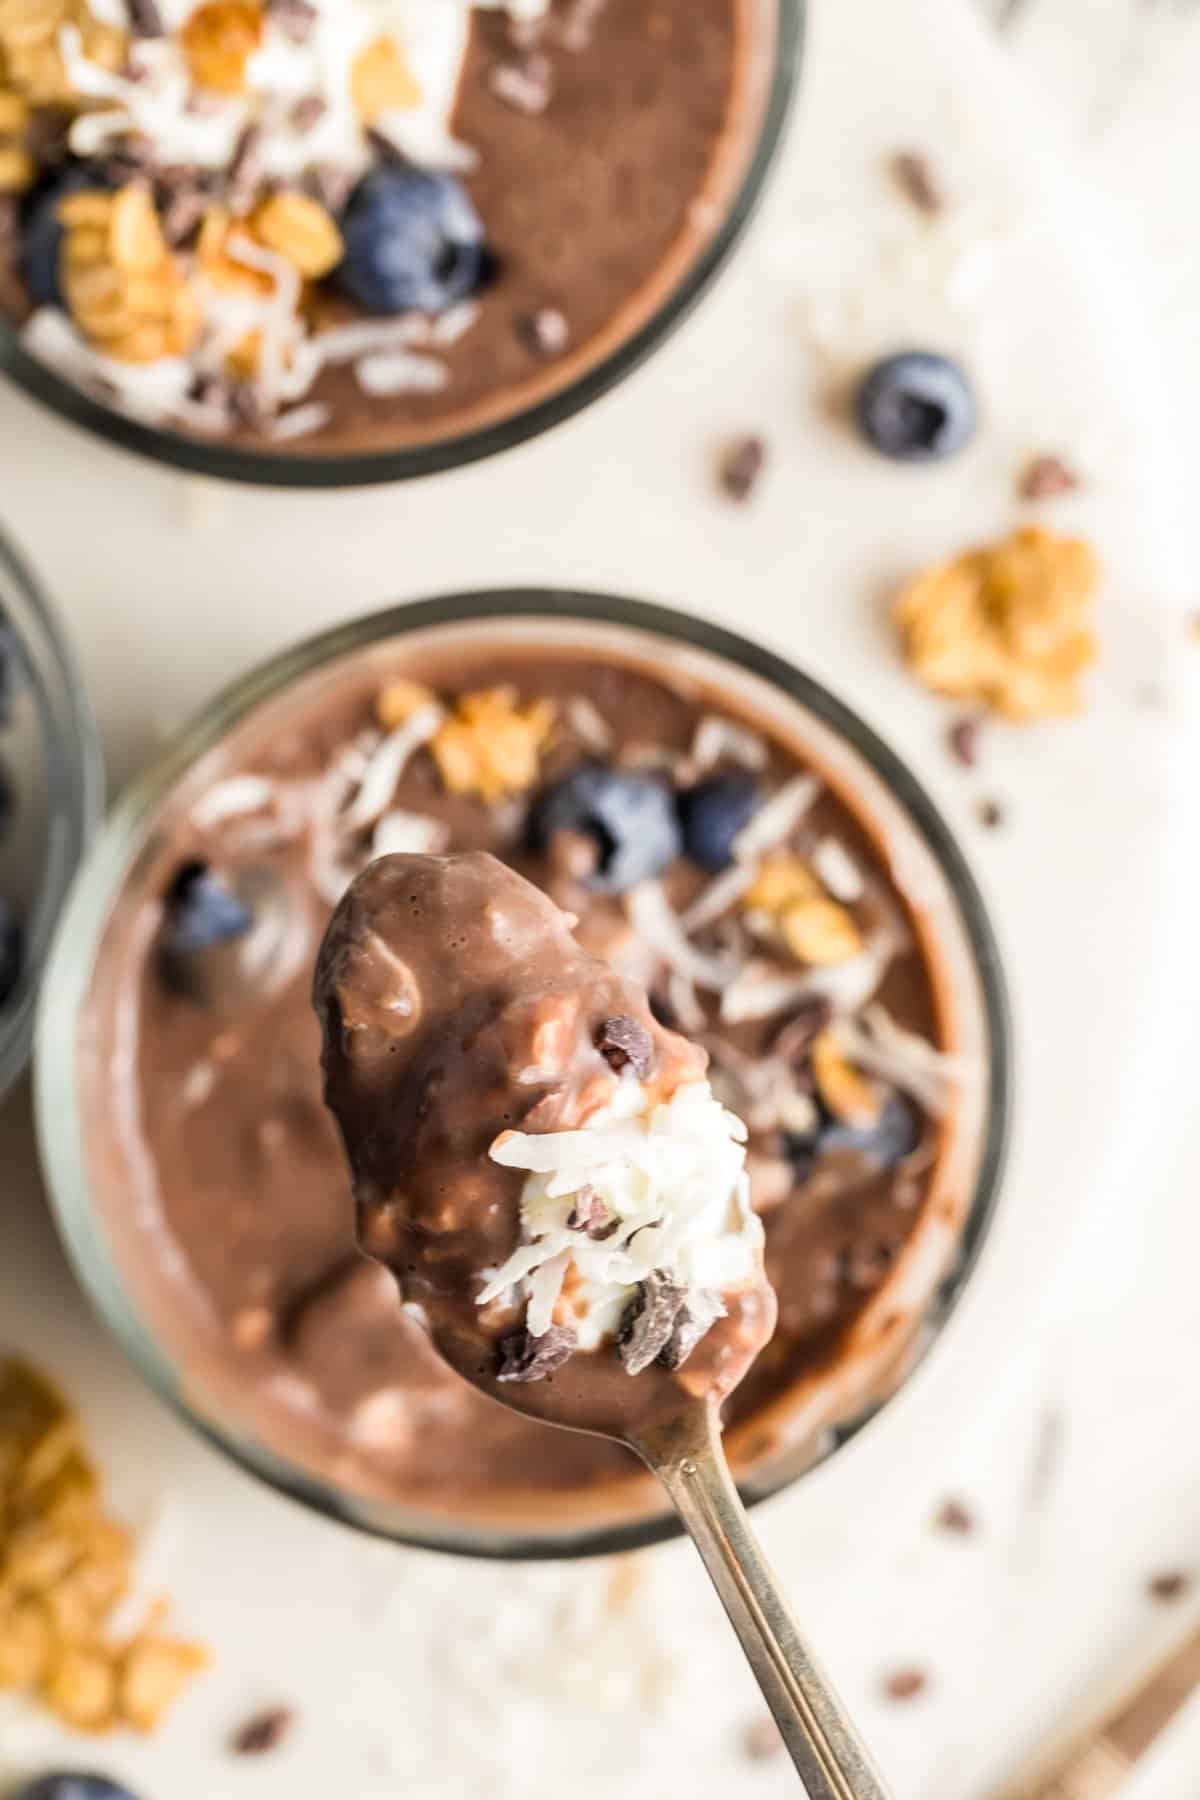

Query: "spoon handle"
<box><xmin>638</xmin><ymin>1404</ymin><xmax>890</xmax><ymax>1800</ymax></box>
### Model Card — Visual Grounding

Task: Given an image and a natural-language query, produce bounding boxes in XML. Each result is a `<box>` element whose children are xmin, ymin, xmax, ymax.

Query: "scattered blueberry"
<box><xmin>160</xmin><ymin>861</ymin><xmax>253</xmax><ymax>962</ymax></box>
<box><xmin>336</xmin><ymin>168</ymin><xmax>489</xmax><ymax>315</ymax></box>
<box><xmin>10</xmin><ymin>1776</ymin><xmax>142</xmax><ymax>1800</ymax></box>
<box><xmin>21</xmin><ymin>166</ymin><xmax>109</xmax><ymax>308</ymax></box>
<box><xmin>786</xmin><ymin>1095</ymin><xmax>921</xmax><ymax>1178</ymax></box>
<box><xmin>678</xmin><ymin>772</ymin><xmax>759</xmax><ymax>871</ymax></box>
<box><xmin>530</xmin><ymin>764</ymin><xmax>682</xmax><ymax>894</ymax></box>
<box><xmin>854</xmin><ymin>352</ymin><xmax>976</xmax><ymax>463</ymax></box>
<box><xmin>0</xmin><ymin>895</ymin><xmax>22</xmax><ymax>1008</ymax></box>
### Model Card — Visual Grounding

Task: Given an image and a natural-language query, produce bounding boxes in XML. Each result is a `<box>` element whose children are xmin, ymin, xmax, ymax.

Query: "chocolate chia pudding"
<box><xmin>65</xmin><ymin>607</ymin><xmax>999</xmax><ymax>1541</ymax></box>
<box><xmin>0</xmin><ymin>0</ymin><xmax>787</xmax><ymax>460</ymax></box>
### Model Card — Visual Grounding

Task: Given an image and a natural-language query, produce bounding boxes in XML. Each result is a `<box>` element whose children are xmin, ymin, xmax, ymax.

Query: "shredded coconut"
<box><xmin>812</xmin><ymin>837</ymin><xmax>865</xmax><ymax>903</ymax></box>
<box><xmin>732</xmin><ymin>774</ymin><xmax>819</xmax><ymax>862</ymax></box>
<box><xmin>372</xmin><ymin>809</ymin><xmax>452</xmax><ymax>858</ymax></box>
<box><xmin>829</xmin><ymin>1005</ymin><xmax>963</xmax><ymax>1117</ymax></box>
<box><xmin>680</xmin><ymin>861</ymin><xmax>756</xmax><ymax>935</ymax></box>
<box><xmin>626</xmin><ymin>882</ymin><xmax>741</xmax><ymax>992</ymax></box>
<box><xmin>483</xmin><ymin>1078</ymin><xmax>759</xmax><ymax>1347</ymax></box>
<box><xmin>565</xmin><ymin>695</ymin><xmax>613</xmax><ymax>754</ymax></box>
<box><xmin>339</xmin><ymin>702</ymin><xmax>445</xmax><ymax>831</ymax></box>
<box><xmin>719</xmin><ymin>932</ymin><xmax>896</xmax><ymax>1025</ymax></box>
<box><xmin>690</xmin><ymin>715</ymin><xmax>768</xmax><ymax>774</ymax></box>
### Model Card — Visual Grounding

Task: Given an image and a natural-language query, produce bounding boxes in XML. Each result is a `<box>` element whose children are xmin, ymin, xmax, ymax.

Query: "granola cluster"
<box><xmin>60</xmin><ymin>184</ymin><xmax>200</xmax><ymax>363</ymax></box>
<box><xmin>0</xmin><ymin>1357</ymin><xmax>206</xmax><ymax>1734</ymax></box>
<box><xmin>894</xmin><ymin>524</ymin><xmax>1099</xmax><ymax>719</ymax></box>
<box><xmin>743</xmin><ymin>851</ymin><xmax>863</xmax><ymax>966</ymax></box>
<box><xmin>432</xmin><ymin>687</ymin><xmax>558</xmax><ymax>804</ymax></box>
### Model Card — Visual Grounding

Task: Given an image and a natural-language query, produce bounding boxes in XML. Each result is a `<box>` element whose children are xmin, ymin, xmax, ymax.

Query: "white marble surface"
<box><xmin>3</xmin><ymin>1</ymin><xmax>1200</xmax><ymax>1796</ymax></box>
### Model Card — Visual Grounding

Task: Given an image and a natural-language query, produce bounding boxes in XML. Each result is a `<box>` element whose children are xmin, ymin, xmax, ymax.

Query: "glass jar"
<box><xmin>36</xmin><ymin>590</ymin><xmax>1009</xmax><ymax>1557</ymax></box>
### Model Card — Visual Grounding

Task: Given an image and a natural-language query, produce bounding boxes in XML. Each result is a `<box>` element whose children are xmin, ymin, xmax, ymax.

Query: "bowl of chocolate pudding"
<box><xmin>36</xmin><ymin>592</ymin><xmax>1009</xmax><ymax>1556</ymax></box>
<box><xmin>0</xmin><ymin>0</ymin><xmax>800</xmax><ymax>485</ymax></box>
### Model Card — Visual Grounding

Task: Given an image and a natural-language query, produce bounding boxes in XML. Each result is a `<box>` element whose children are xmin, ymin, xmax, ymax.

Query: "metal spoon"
<box><xmin>467</xmin><ymin>1353</ymin><xmax>891</xmax><ymax>1800</ymax></box>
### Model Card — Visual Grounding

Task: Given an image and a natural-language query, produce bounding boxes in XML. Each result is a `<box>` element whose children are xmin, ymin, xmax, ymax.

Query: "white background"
<box><xmin>3</xmin><ymin>1</ymin><xmax>1200</xmax><ymax>1795</ymax></box>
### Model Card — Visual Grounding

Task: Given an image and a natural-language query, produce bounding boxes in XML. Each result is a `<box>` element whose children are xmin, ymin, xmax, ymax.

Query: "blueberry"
<box><xmin>0</xmin><ymin>895</ymin><xmax>22</xmax><ymax>1007</ymax></box>
<box><xmin>160</xmin><ymin>861</ymin><xmax>253</xmax><ymax>961</ymax></box>
<box><xmin>530</xmin><ymin>763</ymin><xmax>682</xmax><ymax>894</ymax></box>
<box><xmin>678</xmin><ymin>772</ymin><xmax>759</xmax><ymax>871</ymax></box>
<box><xmin>21</xmin><ymin>166</ymin><xmax>109</xmax><ymax>307</ymax></box>
<box><xmin>335</xmin><ymin>167</ymin><xmax>489</xmax><ymax>315</ymax></box>
<box><xmin>786</xmin><ymin>1095</ymin><xmax>921</xmax><ymax>1178</ymax></box>
<box><xmin>9</xmin><ymin>1776</ymin><xmax>141</xmax><ymax>1800</ymax></box>
<box><xmin>854</xmin><ymin>352</ymin><xmax>976</xmax><ymax>463</ymax></box>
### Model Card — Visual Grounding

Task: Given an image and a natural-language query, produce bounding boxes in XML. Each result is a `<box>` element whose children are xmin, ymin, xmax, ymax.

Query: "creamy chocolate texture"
<box><xmin>314</xmin><ymin>851</ymin><xmax>774</xmax><ymax>1442</ymax></box>
<box><xmin>78</xmin><ymin>634</ymin><xmax>972</xmax><ymax>1531</ymax></box>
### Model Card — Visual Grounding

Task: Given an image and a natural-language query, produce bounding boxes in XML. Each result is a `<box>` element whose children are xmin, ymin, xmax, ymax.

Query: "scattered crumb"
<box><xmin>977</xmin><ymin>799</ymin><xmax>1006</xmax><ymax>830</ymax></box>
<box><xmin>742</xmin><ymin>1712</ymin><xmax>784</xmax><ymax>1760</ymax></box>
<box><xmin>894</xmin><ymin>526</ymin><xmax>1099</xmax><ymax>719</ymax></box>
<box><xmin>934</xmin><ymin>1497</ymin><xmax>976</xmax><ymax>1536</ymax></box>
<box><xmin>1147</xmin><ymin>1572</ymin><xmax>1192</xmax><ymax>1605</ymax></box>
<box><xmin>882</xmin><ymin>1666</ymin><xmax>929</xmax><ymax>1702</ymax></box>
<box><xmin>231</xmin><ymin>1703</ymin><xmax>295</xmax><ymax>1753</ymax></box>
<box><xmin>946</xmin><ymin>714</ymin><xmax>982</xmax><ymax>769</ymax></box>
<box><xmin>887</xmin><ymin>149</ymin><xmax>943</xmax><ymax>216</ymax></box>
<box><xmin>1018</xmin><ymin>454</ymin><xmax>1080</xmax><ymax>501</ymax></box>
<box><xmin>718</xmin><ymin>435</ymin><xmax>767</xmax><ymax>503</ymax></box>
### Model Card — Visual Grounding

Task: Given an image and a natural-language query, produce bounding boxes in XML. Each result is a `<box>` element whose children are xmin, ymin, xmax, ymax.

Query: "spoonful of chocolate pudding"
<box><xmin>315</xmin><ymin>852</ymin><xmax>890</xmax><ymax>1800</ymax></box>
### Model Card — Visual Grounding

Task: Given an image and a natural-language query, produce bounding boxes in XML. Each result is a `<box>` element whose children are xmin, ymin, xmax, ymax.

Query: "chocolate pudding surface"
<box><xmin>78</xmin><ymin>627</ymin><xmax>981</xmax><ymax>1533</ymax></box>
<box><xmin>4</xmin><ymin>0</ymin><xmax>779</xmax><ymax>457</ymax></box>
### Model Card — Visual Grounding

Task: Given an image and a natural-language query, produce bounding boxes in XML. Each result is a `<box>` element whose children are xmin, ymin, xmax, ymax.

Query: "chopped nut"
<box><xmin>811</xmin><ymin>1029</ymin><xmax>881</xmax><ymax>1126</ymax></box>
<box><xmin>894</xmin><ymin>526</ymin><xmax>1099</xmax><ymax>719</ymax></box>
<box><xmin>251</xmin><ymin>190</ymin><xmax>342</xmax><ymax>277</ymax></box>
<box><xmin>0</xmin><ymin>89</ymin><xmax>29</xmax><ymax>134</ymax></box>
<box><xmin>432</xmin><ymin>688</ymin><xmax>556</xmax><ymax>804</ymax></box>
<box><xmin>376</xmin><ymin>678</ymin><xmax>438</xmax><ymax>732</ymax></box>
<box><xmin>1018</xmin><ymin>453</ymin><xmax>1080</xmax><ymax>501</ymax></box>
<box><xmin>351</xmin><ymin>34</ymin><xmax>421</xmax><ymax>122</ymax></box>
<box><xmin>779</xmin><ymin>897</ymin><xmax>862</xmax><ymax>967</ymax></box>
<box><xmin>619</xmin><ymin>1271</ymin><xmax>687</xmax><ymax>1376</ymax></box>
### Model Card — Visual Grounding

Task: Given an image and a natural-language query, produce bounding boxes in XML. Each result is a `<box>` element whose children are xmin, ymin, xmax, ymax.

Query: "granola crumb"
<box><xmin>1147</xmin><ymin>1571</ymin><xmax>1191</xmax><ymax>1604</ymax></box>
<box><xmin>882</xmin><ymin>1666</ymin><xmax>929</xmax><ymax>1702</ymax></box>
<box><xmin>887</xmin><ymin>149</ymin><xmax>943</xmax><ymax>216</ymax></box>
<box><xmin>431</xmin><ymin>687</ymin><xmax>556</xmax><ymax>803</ymax></box>
<box><xmin>1018</xmin><ymin>453</ymin><xmax>1080</xmax><ymax>502</ymax></box>
<box><xmin>977</xmin><ymin>798</ymin><xmax>1006</xmax><ymax>830</ymax></box>
<box><xmin>894</xmin><ymin>525</ymin><xmax>1099</xmax><ymax>720</ymax></box>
